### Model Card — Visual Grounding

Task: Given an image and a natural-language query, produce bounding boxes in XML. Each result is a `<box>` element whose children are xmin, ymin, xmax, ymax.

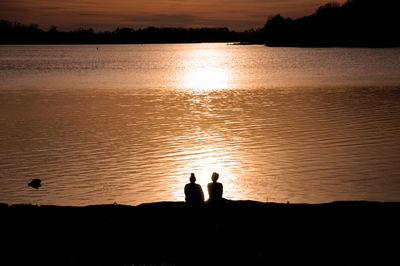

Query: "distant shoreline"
<box><xmin>1</xmin><ymin>37</ymin><xmax>399</xmax><ymax>48</ymax></box>
<box><xmin>2</xmin><ymin>199</ymin><xmax>400</xmax><ymax>207</ymax></box>
<box><xmin>2</xmin><ymin>200</ymin><xmax>400</xmax><ymax>265</ymax></box>
<box><xmin>2</xmin><ymin>1</ymin><xmax>400</xmax><ymax>48</ymax></box>
<box><xmin>1</xmin><ymin>42</ymin><xmax>399</xmax><ymax>48</ymax></box>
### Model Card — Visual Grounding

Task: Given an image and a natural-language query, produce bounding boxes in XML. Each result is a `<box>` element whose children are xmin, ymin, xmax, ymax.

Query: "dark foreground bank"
<box><xmin>1</xmin><ymin>201</ymin><xmax>399</xmax><ymax>266</ymax></box>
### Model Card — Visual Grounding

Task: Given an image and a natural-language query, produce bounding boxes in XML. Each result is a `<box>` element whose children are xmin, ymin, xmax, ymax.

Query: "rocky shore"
<box><xmin>1</xmin><ymin>200</ymin><xmax>399</xmax><ymax>265</ymax></box>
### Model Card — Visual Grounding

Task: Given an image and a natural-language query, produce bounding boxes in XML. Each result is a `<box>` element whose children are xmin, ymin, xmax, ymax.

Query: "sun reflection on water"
<box><xmin>184</xmin><ymin>67</ymin><xmax>230</xmax><ymax>91</ymax></box>
<box><xmin>179</xmin><ymin>46</ymin><xmax>233</xmax><ymax>91</ymax></box>
<box><xmin>167</xmin><ymin>46</ymin><xmax>243</xmax><ymax>201</ymax></box>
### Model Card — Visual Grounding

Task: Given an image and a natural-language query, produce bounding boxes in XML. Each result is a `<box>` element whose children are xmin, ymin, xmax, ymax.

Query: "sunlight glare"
<box><xmin>178</xmin><ymin>45</ymin><xmax>233</xmax><ymax>91</ymax></box>
<box><xmin>185</xmin><ymin>67</ymin><xmax>230</xmax><ymax>91</ymax></box>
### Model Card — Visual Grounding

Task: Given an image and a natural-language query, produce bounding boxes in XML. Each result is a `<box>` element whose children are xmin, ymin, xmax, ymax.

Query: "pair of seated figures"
<box><xmin>184</xmin><ymin>172</ymin><xmax>223</xmax><ymax>205</ymax></box>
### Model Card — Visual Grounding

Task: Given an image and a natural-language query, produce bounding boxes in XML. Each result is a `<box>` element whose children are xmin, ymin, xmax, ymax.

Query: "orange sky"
<box><xmin>0</xmin><ymin>0</ymin><xmax>347</xmax><ymax>31</ymax></box>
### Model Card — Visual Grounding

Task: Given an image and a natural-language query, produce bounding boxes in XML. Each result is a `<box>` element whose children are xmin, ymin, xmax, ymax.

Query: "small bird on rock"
<box><xmin>28</xmin><ymin>179</ymin><xmax>42</xmax><ymax>189</ymax></box>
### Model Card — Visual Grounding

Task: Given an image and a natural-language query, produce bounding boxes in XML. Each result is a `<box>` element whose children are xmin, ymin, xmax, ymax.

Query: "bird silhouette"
<box><xmin>28</xmin><ymin>179</ymin><xmax>41</xmax><ymax>189</ymax></box>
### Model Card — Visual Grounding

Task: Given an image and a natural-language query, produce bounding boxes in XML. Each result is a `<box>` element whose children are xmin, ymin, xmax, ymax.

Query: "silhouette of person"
<box><xmin>184</xmin><ymin>173</ymin><xmax>204</xmax><ymax>205</ymax></box>
<box><xmin>207</xmin><ymin>172</ymin><xmax>223</xmax><ymax>204</ymax></box>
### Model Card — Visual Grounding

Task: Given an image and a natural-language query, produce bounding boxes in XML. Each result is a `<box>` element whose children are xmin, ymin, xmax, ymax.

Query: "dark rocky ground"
<box><xmin>1</xmin><ymin>200</ymin><xmax>399</xmax><ymax>265</ymax></box>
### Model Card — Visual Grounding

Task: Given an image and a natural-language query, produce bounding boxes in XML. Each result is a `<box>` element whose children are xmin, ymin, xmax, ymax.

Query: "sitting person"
<box><xmin>184</xmin><ymin>173</ymin><xmax>204</xmax><ymax>205</ymax></box>
<box><xmin>207</xmin><ymin>172</ymin><xmax>223</xmax><ymax>204</ymax></box>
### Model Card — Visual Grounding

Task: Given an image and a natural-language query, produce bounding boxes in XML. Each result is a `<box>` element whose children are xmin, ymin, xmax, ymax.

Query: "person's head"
<box><xmin>211</xmin><ymin>172</ymin><xmax>219</xmax><ymax>182</ymax></box>
<box><xmin>190</xmin><ymin>173</ymin><xmax>196</xmax><ymax>183</ymax></box>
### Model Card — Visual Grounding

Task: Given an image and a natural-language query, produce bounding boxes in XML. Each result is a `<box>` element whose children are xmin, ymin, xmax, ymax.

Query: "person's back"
<box><xmin>207</xmin><ymin>182</ymin><xmax>223</xmax><ymax>201</ymax></box>
<box><xmin>184</xmin><ymin>173</ymin><xmax>204</xmax><ymax>205</ymax></box>
<box><xmin>207</xmin><ymin>172</ymin><xmax>223</xmax><ymax>204</ymax></box>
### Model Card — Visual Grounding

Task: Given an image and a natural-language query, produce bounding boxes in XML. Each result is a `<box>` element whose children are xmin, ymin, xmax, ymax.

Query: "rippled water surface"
<box><xmin>1</xmin><ymin>44</ymin><xmax>400</xmax><ymax>205</ymax></box>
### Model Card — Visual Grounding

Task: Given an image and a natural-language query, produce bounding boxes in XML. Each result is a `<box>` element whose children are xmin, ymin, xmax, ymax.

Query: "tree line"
<box><xmin>262</xmin><ymin>0</ymin><xmax>400</xmax><ymax>47</ymax></box>
<box><xmin>1</xmin><ymin>0</ymin><xmax>399</xmax><ymax>46</ymax></box>
<box><xmin>0</xmin><ymin>20</ymin><xmax>261</xmax><ymax>44</ymax></box>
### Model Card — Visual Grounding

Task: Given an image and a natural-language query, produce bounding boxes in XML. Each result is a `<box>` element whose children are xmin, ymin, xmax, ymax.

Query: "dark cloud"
<box><xmin>128</xmin><ymin>14</ymin><xmax>215</xmax><ymax>27</ymax></box>
<box><xmin>122</xmin><ymin>13</ymin><xmax>260</xmax><ymax>30</ymax></box>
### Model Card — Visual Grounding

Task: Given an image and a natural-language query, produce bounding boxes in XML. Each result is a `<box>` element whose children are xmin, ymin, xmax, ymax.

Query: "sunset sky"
<box><xmin>1</xmin><ymin>0</ymin><xmax>346</xmax><ymax>31</ymax></box>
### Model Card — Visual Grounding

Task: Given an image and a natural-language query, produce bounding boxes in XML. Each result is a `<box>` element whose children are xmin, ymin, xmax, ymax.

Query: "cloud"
<box><xmin>127</xmin><ymin>14</ymin><xmax>226</xmax><ymax>28</ymax></box>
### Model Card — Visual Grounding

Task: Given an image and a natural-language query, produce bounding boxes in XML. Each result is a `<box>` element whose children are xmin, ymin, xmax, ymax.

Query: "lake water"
<box><xmin>1</xmin><ymin>43</ymin><xmax>400</xmax><ymax>206</ymax></box>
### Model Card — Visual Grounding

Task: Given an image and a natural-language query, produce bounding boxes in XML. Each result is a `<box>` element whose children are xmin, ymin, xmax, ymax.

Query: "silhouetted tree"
<box><xmin>0</xmin><ymin>20</ymin><xmax>253</xmax><ymax>44</ymax></box>
<box><xmin>262</xmin><ymin>15</ymin><xmax>292</xmax><ymax>46</ymax></box>
<box><xmin>263</xmin><ymin>0</ymin><xmax>400</xmax><ymax>47</ymax></box>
